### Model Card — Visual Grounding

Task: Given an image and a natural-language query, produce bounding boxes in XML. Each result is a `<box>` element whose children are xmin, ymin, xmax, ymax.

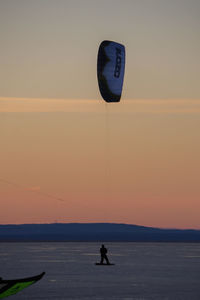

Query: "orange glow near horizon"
<box><xmin>0</xmin><ymin>98</ymin><xmax>200</xmax><ymax>229</ymax></box>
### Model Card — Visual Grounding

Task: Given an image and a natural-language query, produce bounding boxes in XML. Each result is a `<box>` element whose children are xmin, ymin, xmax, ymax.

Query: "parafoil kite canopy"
<box><xmin>97</xmin><ymin>40</ymin><xmax>125</xmax><ymax>103</ymax></box>
<box><xmin>0</xmin><ymin>272</ymin><xmax>45</xmax><ymax>299</ymax></box>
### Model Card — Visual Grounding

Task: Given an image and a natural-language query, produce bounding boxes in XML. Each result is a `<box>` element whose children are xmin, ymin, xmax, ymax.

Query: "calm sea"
<box><xmin>1</xmin><ymin>242</ymin><xmax>200</xmax><ymax>299</ymax></box>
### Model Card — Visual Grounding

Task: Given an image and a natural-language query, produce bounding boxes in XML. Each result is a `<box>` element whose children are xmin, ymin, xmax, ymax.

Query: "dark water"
<box><xmin>1</xmin><ymin>242</ymin><xmax>200</xmax><ymax>299</ymax></box>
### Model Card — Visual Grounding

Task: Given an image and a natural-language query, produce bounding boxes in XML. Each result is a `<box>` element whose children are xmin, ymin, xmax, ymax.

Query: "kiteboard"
<box><xmin>0</xmin><ymin>272</ymin><xmax>45</xmax><ymax>299</ymax></box>
<box><xmin>95</xmin><ymin>263</ymin><xmax>115</xmax><ymax>266</ymax></box>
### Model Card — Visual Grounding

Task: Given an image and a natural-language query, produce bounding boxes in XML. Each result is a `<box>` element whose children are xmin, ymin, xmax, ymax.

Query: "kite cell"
<box><xmin>0</xmin><ymin>272</ymin><xmax>45</xmax><ymax>299</ymax></box>
<box><xmin>97</xmin><ymin>40</ymin><xmax>125</xmax><ymax>102</ymax></box>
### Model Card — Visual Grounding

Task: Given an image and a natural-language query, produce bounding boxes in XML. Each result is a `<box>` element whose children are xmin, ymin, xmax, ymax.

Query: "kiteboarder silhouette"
<box><xmin>100</xmin><ymin>244</ymin><xmax>110</xmax><ymax>265</ymax></box>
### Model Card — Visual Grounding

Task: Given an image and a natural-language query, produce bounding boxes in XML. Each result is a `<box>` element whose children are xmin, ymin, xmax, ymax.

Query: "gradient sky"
<box><xmin>0</xmin><ymin>0</ymin><xmax>200</xmax><ymax>228</ymax></box>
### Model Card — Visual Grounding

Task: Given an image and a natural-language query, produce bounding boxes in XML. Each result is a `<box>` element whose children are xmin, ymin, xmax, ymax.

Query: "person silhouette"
<box><xmin>100</xmin><ymin>244</ymin><xmax>110</xmax><ymax>264</ymax></box>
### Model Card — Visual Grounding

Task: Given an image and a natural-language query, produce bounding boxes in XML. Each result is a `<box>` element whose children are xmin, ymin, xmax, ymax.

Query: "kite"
<box><xmin>0</xmin><ymin>272</ymin><xmax>45</xmax><ymax>299</ymax></box>
<box><xmin>97</xmin><ymin>40</ymin><xmax>125</xmax><ymax>102</ymax></box>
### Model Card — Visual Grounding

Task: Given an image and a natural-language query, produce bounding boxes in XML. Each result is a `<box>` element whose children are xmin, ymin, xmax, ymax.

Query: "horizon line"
<box><xmin>0</xmin><ymin>221</ymin><xmax>200</xmax><ymax>231</ymax></box>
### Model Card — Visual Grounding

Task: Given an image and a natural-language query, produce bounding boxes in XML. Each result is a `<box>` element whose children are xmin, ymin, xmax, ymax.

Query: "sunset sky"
<box><xmin>0</xmin><ymin>0</ymin><xmax>200</xmax><ymax>228</ymax></box>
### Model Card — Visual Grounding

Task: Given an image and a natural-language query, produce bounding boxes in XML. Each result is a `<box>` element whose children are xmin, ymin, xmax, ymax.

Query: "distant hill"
<box><xmin>0</xmin><ymin>223</ymin><xmax>200</xmax><ymax>242</ymax></box>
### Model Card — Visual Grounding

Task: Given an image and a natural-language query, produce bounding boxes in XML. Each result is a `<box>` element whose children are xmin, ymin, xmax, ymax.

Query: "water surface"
<box><xmin>1</xmin><ymin>242</ymin><xmax>200</xmax><ymax>299</ymax></box>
